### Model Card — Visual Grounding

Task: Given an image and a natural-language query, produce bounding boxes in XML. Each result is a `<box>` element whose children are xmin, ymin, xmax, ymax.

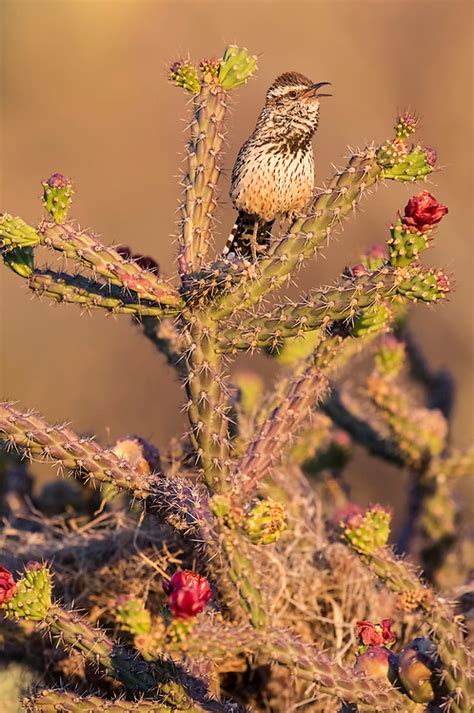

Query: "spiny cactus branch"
<box><xmin>353</xmin><ymin>546</ymin><xmax>473</xmax><ymax>711</ymax></box>
<box><xmin>24</xmin><ymin>690</ymin><xmax>215</xmax><ymax>713</ymax></box>
<box><xmin>0</xmin><ymin>402</ymin><xmax>204</xmax><ymax>533</ymax></box>
<box><xmin>214</xmin><ymin>265</ymin><xmax>449</xmax><ymax>354</ymax></box>
<box><xmin>27</xmin><ymin>269</ymin><xmax>177</xmax><ymax>318</ymax></box>
<box><xmin>233</xmin><ymin>361</ymin><xmax>330</xmax><ymax>502</ymax></box>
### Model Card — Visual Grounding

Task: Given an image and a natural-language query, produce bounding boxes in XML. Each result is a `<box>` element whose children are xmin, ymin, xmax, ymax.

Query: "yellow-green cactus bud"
<box><xmin>0</xmin><ymin>214</ymin><xmax>40</xmax><ymax>249</ymax></box>
<box><xmin>388</xmin><ymin>221</ymin><xmax>430</xmax><ymax>267</ymax></box>
<box><xmin>374</xmin><ymin>336</ymin><xmax>405</xmax><ymax>379</ymax></box>
<box><xmin>342</xmin><ymin>505</ymin><xmax>391</xmax><ymax>555</ymax></box>
<box><xmin>169</xmin><ymin>60</ymin><xmax>201</xmax><ymax>94</ymax></box>
<box><xmin>397</xmin><ymin>268</ymin><xmax>450</xmax><ymax>303</ymax></box>
<box><xmin>2</xmin><ymin>563</ymin><xmax>52</xmax><ymax>621</ymax></box>
<box><xmin>395</xmin><ymin>112</ymin><xmax>419</xmax><ymax>141</ymax></box>
<box><xmin>115</xmin><ymin>595</ymin><xmax>152</xmax><ymax>636</ymax></box>
<box><xmin>351</xmin><ymin>304</ymin><xmax>392</xmax><ymax>338</ymax></box>
<box><xmin>379</xmin><ymin>143</ymin><xmax>436</xmax><ymax>182</ymax></box>
<box><xmin>218</xmin><ymin>46</ymin><xmax>258</xmax><ymax>90</ymax></box>
<box><xmin>41</xmin><ymin>173</ymin><xmax>74</xmax><ymax>224</ymax></box>
<box><xmin>2</xmin><ymin>246</ymin><xmax>34</xmax><ymax>277</ymax></box>
<box><xmin>244</xmin><ymin>499</ymin><xmax>287</xmax><ymax>545</ymax></box>
<box><xmin>269</xmin><ymin>330</ymin><xmax>322</xmax><ymax>366</ymax></box>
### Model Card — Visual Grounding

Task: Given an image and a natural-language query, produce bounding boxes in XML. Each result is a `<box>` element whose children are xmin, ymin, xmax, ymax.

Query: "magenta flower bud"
<box><xmin>436</xmin><ymin>272</ymin><xmax>450</xmax><ymax>293</ymax></box>
<box><xmin>0</xmin><ymin>565</ymin><xmax>16</xmax><ymax>606</ymax></box>
<box><xmin>402</xmin><ymin>191</ymin><xmax>448</xmax><ymax>234</ymax></box>
<box><xmin>163</xmin><ymin>570</ymin><xmax>212</xmax><ymax>619</ymax></box>
<box><xmin>46</xmin><ymin>173</ymin><xmax>71</xmax><ymax>189</ymax></box>
<box><xmin>350</xmin><ymin>263</ymin><xmax>368</xmax><ymax>278</ymax></box>
<box><xmin>424</xmin><ymin>147</ymin><xmax>437</xmax><ymax>167</ymax></box>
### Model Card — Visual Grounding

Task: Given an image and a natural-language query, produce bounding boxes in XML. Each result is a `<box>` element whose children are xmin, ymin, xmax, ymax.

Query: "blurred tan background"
<box><xmin>1</xmin><ymin>0</ymin><xmax>473</xmax><ymax>510</ymax></box>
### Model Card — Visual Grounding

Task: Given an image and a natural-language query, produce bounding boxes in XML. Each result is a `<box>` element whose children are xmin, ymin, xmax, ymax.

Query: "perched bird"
<box><xmin>224</xmin><ymin>72</ymin><xmax>331</xmax><ymax>260</ymax></box>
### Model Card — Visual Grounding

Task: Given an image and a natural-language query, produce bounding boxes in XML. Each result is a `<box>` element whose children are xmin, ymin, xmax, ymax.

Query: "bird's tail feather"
<box><xmin>222</xmin><ymin>211</ymin><xmax>273</xmax><ymax>259</ymax></box>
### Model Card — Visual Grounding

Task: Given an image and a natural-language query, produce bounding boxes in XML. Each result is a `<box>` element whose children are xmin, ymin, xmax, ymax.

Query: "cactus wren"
<box><xmin>224</xmin><ymin>72</ymin><xmax>331</xmax><ymax>260</ymax></box>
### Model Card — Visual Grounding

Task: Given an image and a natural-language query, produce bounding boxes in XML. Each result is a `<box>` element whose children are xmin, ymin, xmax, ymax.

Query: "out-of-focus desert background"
<box><xmin>1</xmin><ymin>0</ymin><xmax>473</xmax><ymax>514</ymax></box>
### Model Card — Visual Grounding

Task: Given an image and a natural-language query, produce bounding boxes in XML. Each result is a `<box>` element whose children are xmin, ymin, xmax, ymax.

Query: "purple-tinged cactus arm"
<box><xmin>27</xmin><ymin>269</ymin><xmax>179</xmax><ymax>318</ymax></box>
<box><xmin>233</xmin><ymin>362</ymin><xmax>330</xmax><ymax>504</ymax></box>
<box><xmin>24</xmin><ymin>690</ymin><xmax>214</xmax><ymax>713</ymax></box>
<box><xmin>0</xmin><ymin>402</ymin><xmax>206</xmax><ymax>535</ymax></box>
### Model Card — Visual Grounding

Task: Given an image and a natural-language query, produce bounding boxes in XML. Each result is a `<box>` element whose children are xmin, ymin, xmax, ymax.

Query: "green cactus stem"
<box><xmin>27</xmin><ymin>270</ymin><xmax>177</xmax><ymax>318</ymax></box>
<box><xmin>178</xmin><ymin>79</ymin><xmax>227</xmax><ymax>272</ymax></box>
<box><xmin>41</xmin><ymin>173</ymin><xmax>74</xmax><ymax>224</ymax></box>
<box><xmin>388</xmin><ymin>220</ymin><xmax>430</xmax><ymax>267</ymax></box>
<box><xmin>184</xmin><ymin>314</ymin><xmax>231</xmax><ymax>491</ymax></box>
<box><xmin>2</xmin><ymin>245</ymin><xmax>34</xmax><ymax>277</ymax></box>
<box><xmin>0</xmin><ymin>214</ymin><xmax>41</xmax><ymax>248</ymax></box>
<box><xmin>374</xmin><ymin>336</ymin><xmax>406</xmax><ymax>379</ymax></box>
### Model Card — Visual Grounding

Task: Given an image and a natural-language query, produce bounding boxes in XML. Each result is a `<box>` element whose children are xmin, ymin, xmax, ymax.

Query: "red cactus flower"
<box><xmin>163</xmin><ymin>570</ymin><xmax>211</xmax><ymax>619</ymax></box>
<box><xmin>402</xmin><ymin>191</ymin><xmax>448</xmax><ymax>233</ymax></box>
<box><xmin>357</xmin><ymin>618</ymin><xmax>396</xmax><ymax>647</ymax></box>
<box><xmin>0</xmin><ymin>565</ymin><xmax>16</xmax><ymax>606</ymax></box>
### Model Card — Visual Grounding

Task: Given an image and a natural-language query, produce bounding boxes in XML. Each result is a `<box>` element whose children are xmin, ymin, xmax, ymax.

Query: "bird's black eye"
<box><xmin>288</xmin><ymin>90</ymin><xmax>298</xmax><ymax>98</ymax></box>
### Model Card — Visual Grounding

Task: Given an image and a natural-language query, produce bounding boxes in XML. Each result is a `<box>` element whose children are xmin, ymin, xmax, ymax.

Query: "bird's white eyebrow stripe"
<box><xmin>268</xmin><ymin>84</ymin><xmax>310</xmax><ymax>97</ymax></box>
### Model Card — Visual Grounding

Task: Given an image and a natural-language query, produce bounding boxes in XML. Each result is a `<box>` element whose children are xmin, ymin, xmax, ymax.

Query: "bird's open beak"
<box><xmin>303</xmin><ymin>81</ymin><xmax>332</xmax><ymax>98</ymax></box>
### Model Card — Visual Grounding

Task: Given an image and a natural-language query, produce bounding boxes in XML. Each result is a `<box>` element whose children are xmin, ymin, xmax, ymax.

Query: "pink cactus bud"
<box><xmin>366</xmin><ymin>244</ymin><xmax>387</xmax><ymax>262</ymax></box>
<box><xmin>424</xmin><ymin>147</ymin><xmax>437</xmax><ymax>167</ymax></box>
<box><xmin>350</xmin><ymin>263</ymin><xmax>368</xmax><ymax>277</ymax></box>
<box><xmin>354</xmin><ymin>645</ymin><xmax>396</xmax><ymax>680</ymax></box>
<box><xmin>0</xmin><ymin>565</ymin><xmax>16</xmax><ymax>606</ymax></box>
<box><xmin>356</xmin><ymin>618</ymin><xmax>396</xmax><ymax>647</ymax></box>
<box><xmin>45</xmin><ymin>173</ymin><xmax>70</xmax><ymax>189</ymax></box>
<box><xmin>25</xmin><ymin>561</ymin><xmax>43</xmax><ymax>571</ymax></box>
<box><xmin>436</xmin><ymin>272</ymin><xmax>450</xmax><ymax>293</ymax></box>
<box><xmin>402</xmin><ymin>191</ymin><xmax>448</xmax><ymax>234</ymax></box>
<box><xmin>163</xmin><ymin>570</ymin><xmax>212</xmax><ymax>619</ymax></box>
<box><xmin>332</xmin><ymin>503</ymin><xmax>365</xmax><ymax>529</ymax></box>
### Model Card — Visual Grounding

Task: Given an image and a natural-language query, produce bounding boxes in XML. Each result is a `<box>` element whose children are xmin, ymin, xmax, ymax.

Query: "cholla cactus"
<box><xmin>0</xmin><ymin>45</ymin><xmax>472</xmax><ymax>713</ymax></box>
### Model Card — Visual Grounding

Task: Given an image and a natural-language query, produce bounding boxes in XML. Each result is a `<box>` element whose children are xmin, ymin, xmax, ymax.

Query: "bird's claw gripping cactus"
<box><xmin>1</xmin><ymin>45</ymin><xmax>472</xmax><ymax>713</ymax></box>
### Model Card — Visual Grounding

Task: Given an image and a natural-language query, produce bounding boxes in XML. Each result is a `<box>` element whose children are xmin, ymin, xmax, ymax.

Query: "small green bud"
<box><xmin>0</xmin><ymin>214</ymin><xmax>40</xmax><ymax>249</ymax></box>
<box><xmin>244</xmin><ymin>499</ymin><xmax>287</xmax><ymax>545</ymax></box>
<box><xmin>41</xmin><ymin>173</ymin><xmax>74</xmax><ymax>224</ymax></box>
<box><xmin>2</xmin><ymin>246</ymin><xmax>34</xmax><ymax>277</ymax></box>
<box><xmin>342</xmin><ymin>505</ymin><xmax>391</xmax><ymax>555</ymax></box>
<box><xmin>351</xmin><ymin>304</ymin><xmax>392</xmax><ymax>337</ymax></box>
<box><xmin>374</xmin><ymin>335</ymin><xmax>405</xmax><ymax>379</ymax></box>
<box><xmin>395</xmin><ymin>112</ymin><xmax>419</xmax><ymax>141</ymax></box>
<box><xmin>218</xmin><ymin>46</ymin><xmax>258</xmax><ymax>90</ymax></box>
<box><xmin>378</xmin><ymin>143</ymin><xmax>434</xmax><ymax>181</ymax></box>
<box><xmin>397</xmin><ymin>268</ymin><xmax>450</xmax><ymax>303</ymax></box>
<box><xmin>116</xmin><ymin>595</ymin><xmax>152</xmax><ymax>636</ymax></box>
<box><xmin>2</xmin><ymin>563</ymin><xmax>52</xmax><ymax>621</ymax></box>
<box><xmin>169</xmin><ymin>60</ymin><xmax>201</xmax><ymax>94</ymax></box>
